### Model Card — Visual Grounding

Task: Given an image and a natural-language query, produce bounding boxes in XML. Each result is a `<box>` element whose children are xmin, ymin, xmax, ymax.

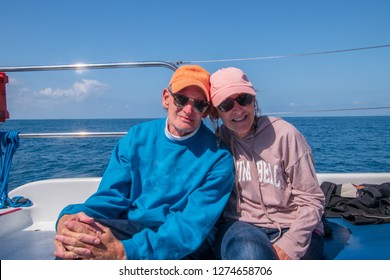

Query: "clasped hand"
<box><xmin>54</xmin><ymin>212</ymin><xmax>125</xmax><ymax>260</ymax></box>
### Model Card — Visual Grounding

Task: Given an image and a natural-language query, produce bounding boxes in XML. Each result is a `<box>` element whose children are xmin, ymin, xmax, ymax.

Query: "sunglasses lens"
<box><xmin>237</xmin><ymin>94</ymin><xmax>254</xmax><ymax>106</ymax></box>
<box><xmin>172</xmin><ymin>92</ymin><xmax>209</xmax><ymax>113</ymax></box>
<box><xmin>173</xmin><ymin>94</ymin><xmax>189</xmax><ymax>107</ymax></box>
<box><xmin>193</xmin><ymin>101</ymin><xmax>209</xmax><ymax>113</ymax></box>
<box><xmin>218</xmin><ymin>99</ymin><xmax>234</xmax><ymax>112</ymax></box>
<box><xmin>218</xmin><ymin>94</ymin><xmax>254</xmax><ymax>112</ymax></box>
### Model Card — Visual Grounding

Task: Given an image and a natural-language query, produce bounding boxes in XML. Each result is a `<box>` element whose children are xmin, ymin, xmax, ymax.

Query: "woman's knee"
<box><xmin>218</xmin><ymin>221</ymin><xmax>276</xmax><ymax>260</ymax></box>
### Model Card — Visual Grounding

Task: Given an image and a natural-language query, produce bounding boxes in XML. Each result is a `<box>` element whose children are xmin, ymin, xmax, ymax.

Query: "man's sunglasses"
<box><xmin>218</xmin><ymin>93</ymin><xmax>255</xmax><ymax>112</ymax></box>
<box><xmin>168</xmin><ymin>88</ymin><xmax>209</xmax><ymax>113</ymax></box>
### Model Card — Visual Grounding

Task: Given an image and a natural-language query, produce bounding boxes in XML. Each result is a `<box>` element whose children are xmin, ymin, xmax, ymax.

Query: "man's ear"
<box><xmin>162</xmin><ymin>88</ymin><xmax>169</xmax><ymax>109</ymax></box>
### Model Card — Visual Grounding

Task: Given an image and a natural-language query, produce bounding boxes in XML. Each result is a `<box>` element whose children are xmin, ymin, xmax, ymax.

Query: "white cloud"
<box><xmin>38</xmin><ymin>79</ymin><xmax>110</xmax><ymax>101</ymax></box>
<box><xmin>8</xmin><ymin>77</ymin><xmax>21</xmax><ymax>86</ymax></box>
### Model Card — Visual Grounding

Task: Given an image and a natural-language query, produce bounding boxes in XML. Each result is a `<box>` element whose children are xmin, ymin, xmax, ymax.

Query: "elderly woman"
<box><xmin>209</xmin><ymin>67</ymin><xmax>325</xmax><ymax>260</ymax></box>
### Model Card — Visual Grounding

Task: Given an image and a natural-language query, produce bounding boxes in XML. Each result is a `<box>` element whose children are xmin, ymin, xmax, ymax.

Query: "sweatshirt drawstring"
<box><xmin>255</xmin><ymin>175</ymin><xmax>283</xmax><ymax>242</ymax></box>
<box><xmin>251</xmin><ymin>121</ymin><xmax>283</xmax><ymax>242</ymax></box>
<box><xmin>230</xmin><ymin>136</ymin><xmax>243</xmax><ymax>214</ymax></box>
<box><xmin>232</xmin><ymin>116</ymin><xmax>283</xmax><ymax>242</ymax></box>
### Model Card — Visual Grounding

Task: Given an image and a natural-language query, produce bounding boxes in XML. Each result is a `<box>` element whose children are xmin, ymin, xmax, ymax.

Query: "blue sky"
<box><xmin>1</xmin><ymin>0</ymin><xmax>389</xmax><ymax>119</ymax></box>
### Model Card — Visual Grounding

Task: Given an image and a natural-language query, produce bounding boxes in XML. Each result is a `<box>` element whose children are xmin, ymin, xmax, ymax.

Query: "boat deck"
<box><xmin>0</xmin><ymin>227</ymin><xmax>55</xmax><ymax>260</ymax></box>
<box><xmin>2</xmin><ymin>218</ymin><xmax>390</xmax><ymax>260</ymax></box>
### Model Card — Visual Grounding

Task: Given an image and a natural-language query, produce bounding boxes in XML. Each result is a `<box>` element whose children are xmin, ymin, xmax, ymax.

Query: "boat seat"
<box><xmin>323</xmin><ymin>217</ymin><xmax>390</xmax><ymax>259</ymax></box>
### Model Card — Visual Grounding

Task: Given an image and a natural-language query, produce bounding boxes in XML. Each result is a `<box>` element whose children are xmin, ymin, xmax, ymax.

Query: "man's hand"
<box><xmin>81</xmin><ymin>222</ymin><xmax>126</xmax><ymax>260</ymax></box>
<box><xmin>54</xmin><ymin>212</ymin><xmax>101</xmax><ymax>259</ymax></box>
<box><xmin>54</xmin><ymin>213</ymin><xmax>126</xmax><ymax>260</ymax></box>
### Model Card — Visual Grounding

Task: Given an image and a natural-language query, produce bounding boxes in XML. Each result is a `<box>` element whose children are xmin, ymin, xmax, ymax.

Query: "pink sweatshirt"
<box><xmin>220</xmin><ymin>116</ymin><xmax>325</xmax><ymax>260</ymax></box>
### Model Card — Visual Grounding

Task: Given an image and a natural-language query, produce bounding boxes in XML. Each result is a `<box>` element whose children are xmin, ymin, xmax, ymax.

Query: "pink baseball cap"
<box><xmin>210</xmin><ymin>67</ymin><xmax>256</xmax><ymax>106</ymax></box>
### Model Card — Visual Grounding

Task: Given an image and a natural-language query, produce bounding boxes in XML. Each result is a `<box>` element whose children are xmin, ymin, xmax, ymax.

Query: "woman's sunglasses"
<box><xmin>218</xmin><ymin>93</ymin><xmax>255</xmax><ymax>112</ymax></box>
<box><xmin>168</xmin><ymin>88</ymin><xmax>209</xmax><ymax>113</ymax></box>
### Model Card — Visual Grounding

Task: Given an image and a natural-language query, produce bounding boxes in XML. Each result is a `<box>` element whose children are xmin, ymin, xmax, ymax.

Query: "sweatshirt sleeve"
<box><xmin>122</xmin><ymin>151</ymin><xmax>234</xmax><ymax>259</ymax></box>
<box><xmin>274</xmin><ymin>148</ymin><xmax>325</xmax><ymax>260</ymax></box>
<box><xmin>269</xmin><ymin>120</ymin><xmax>324</xmax><ymax>259</ymax></box>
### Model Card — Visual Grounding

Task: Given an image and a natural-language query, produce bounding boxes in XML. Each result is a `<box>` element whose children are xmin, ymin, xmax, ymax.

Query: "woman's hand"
<box><xmin>273</xmin><ymin>244</ymin><xmax>291</xmax><ymax>260</ymax></box>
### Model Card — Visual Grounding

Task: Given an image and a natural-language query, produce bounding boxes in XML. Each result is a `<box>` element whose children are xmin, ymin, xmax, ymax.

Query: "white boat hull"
<box><xmin>1</xmin><ymin>173</ymin><xmax>390</xmax><ymax>260</ymax></box>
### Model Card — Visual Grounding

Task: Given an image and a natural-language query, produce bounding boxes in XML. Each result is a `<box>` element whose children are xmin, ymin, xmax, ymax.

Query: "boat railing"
<box><xmin>17</xmin><ymin>132</ymin><xmax>127</xmax><ymax>139</ymax></box>
<box><xmin>1</xmin><ymin>60</ymin><xmax>180</xmax><ymax>139</ymax></box>
<box><xmin>0</xmin><ymin>60</ymin><xmax>179</xmax><ymax>73</ymax></box>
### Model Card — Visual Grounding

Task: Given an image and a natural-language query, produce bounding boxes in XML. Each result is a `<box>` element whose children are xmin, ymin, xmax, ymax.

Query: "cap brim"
<box><xmin>171</xmin><ymin>79</ymin><xmax>210</xmax><ymax>101</ymax></box>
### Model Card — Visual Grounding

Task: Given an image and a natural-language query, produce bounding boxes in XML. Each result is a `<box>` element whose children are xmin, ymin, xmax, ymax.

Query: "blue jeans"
<box><xmin>215</xmin><ymin>220</ymin><xmax>324</xmax><ymax>260</ymax></box>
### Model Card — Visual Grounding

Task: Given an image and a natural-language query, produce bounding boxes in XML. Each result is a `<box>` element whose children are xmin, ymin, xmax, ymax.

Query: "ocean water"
<box><xmin>1</xmin><ymin>116</ymin><xmax>390</xmax><ymax>191</ymax></box>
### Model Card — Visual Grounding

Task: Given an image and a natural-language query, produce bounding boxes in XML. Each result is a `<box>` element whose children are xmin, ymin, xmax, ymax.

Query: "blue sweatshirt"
<box><xmin>58</xmin><ymin>119</ymin><xmax>234</xmax><ymax>259</ymax></box>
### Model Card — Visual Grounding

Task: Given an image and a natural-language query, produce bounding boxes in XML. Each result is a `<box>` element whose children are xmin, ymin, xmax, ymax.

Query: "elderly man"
<box><xmin>54</xmin><ymin>65</ymin><xmax>234</xmax><ymax>260</ymax></box>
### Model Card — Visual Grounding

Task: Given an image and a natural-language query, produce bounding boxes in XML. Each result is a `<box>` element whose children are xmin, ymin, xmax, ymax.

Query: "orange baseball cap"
<box><xmin>169</xmin><ymin>65</ymin><xmax>211</xmax><ymax>101</ymax></box>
